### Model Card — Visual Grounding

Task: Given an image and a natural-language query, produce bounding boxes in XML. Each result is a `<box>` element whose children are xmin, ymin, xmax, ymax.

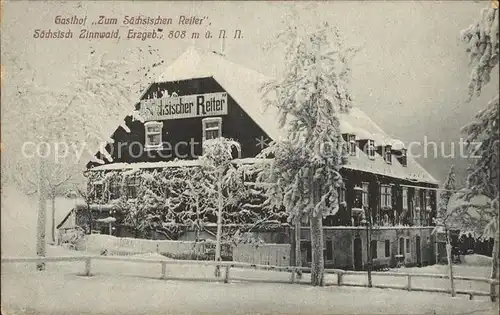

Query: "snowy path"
<box><xmin>1</xmin><ymin>188</ymin><xmax>498</xmax><ymax>314</ymax></box>
<box><xmin>2</xmin><ymin>247</ymin><xmax>499</xmax><ymax>315</ymax></box>
<box><xmin>2</xmin><ymin>270</ymin><xmax>499</xmax><ymax>315</ymax></box>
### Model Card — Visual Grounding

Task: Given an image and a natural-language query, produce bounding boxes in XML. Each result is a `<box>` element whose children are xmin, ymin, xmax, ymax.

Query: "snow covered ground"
<box><xmin>1</xmin><ymin>185</ymin><xmax>81</xmax><ymax>257</ymax></box>
<box><xmin>2</xmin><ymin>245</ymin><xmax>499</xmax><ymax>315</ymax></box>
<box><xmin>2</xmin><ymin>263</ymin><xmax>499</xmax><ymax>315</ymax></box>
<box><xmin>2</xmin><ymin>187</ymin><xmax>499</xmax><ymax>314</ymax></box>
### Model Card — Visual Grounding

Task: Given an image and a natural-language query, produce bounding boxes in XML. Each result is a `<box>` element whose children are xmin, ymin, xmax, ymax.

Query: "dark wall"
<box><xmin>329</xmin><ymin>168</ymin><xmax>438</xmax><ymax>227</ymax></box>
<box><xmin>87</xmin><ymin>77</ymin><xmax>271</xmax><ymax>168</ymax></box>
<box><xmin>292</xmin><ymin>227</ymin><xmax>436</xmax><ymax>269</ymax></box>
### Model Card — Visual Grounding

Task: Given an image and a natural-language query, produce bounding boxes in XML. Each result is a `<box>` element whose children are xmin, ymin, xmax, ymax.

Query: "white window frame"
<box><xmin>144</xmin><ymin>121</ymin><xmax>163</xmax><ymax>151</ymax></box>
<box><xmin>401</xmin><ymin>149</ymin><xmax>408</xmax><ymax>167</ymax></box>
<box><xmin>126</xmin><ymin>175</ymin><xmax>140</xmax><ymax>200</ymax></box>
<box><xmin>349</xmin><ymin>134</ymin><xmax>357</xmax><ymax>156</ymax></box>
<box><xmin>367</xmin><ymin>140</ymin><xmax>375</xmax><ymax>159</ymax></box>
<box><xmin>362</xmin><ymin>182</ymin><xmax>369</xmax><ymax>207</ymax></box>
<box><xmin>414</xmin><ymin>188</ymin><xmax>421</xmax><ymax>212</ymax></box>
<box><xmin>108</xmin><ymin>179</ymin><xmax>121</xmax><ymax>201</ymax></box>
<box><xmin>425</xmin><ymin>190</ymin><xmax>432</xmax><ymax>211</ymax></box>
<box><xmin>402</xmin><ymin>187</ymin><xmax>408</xmax><ymax>210</ymax></box>
<box><xmin>202</xmin><ymin>117</ymin><xmax>222</xmax><ymax>141</ymax></box>
<box><xmin>384</xmin><ymin>146</ymin><xmax>392</xmax><ymax>164</ymax></box>
<box><xmin>380</xmin><ymin>184</ymin><xmax>392</xmax><ymax>208</ymax></box>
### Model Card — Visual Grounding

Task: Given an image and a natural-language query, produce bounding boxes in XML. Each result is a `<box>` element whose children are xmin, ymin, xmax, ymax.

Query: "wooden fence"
<box><xmin>233</xmin><ymin>244</ymin><xmax>290</xmax><ymax>266</ymax></box>
<box><xmin>2</xmin><ymin>255</ymin><xmax>499</xmax><ymax>302</ymax></box>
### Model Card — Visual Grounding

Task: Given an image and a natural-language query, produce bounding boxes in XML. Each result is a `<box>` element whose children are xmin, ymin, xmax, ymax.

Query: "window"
<box><xmin>406</xmin><ymin>238</ymin><xmax>410</xmax><ymax>253</ymax></box>
<box><xmin>202</xmin><ymin>117</ymin><xmax>222</xmax><ymax>140</ymax></box>
<box><xmin>415</xmin><ymin>189</ymin><xmax>421</xmax><ymax>209</ymax></box>
<box><xmin>384</xmin><ymin>146</ymin><xmax>392</xmax><ymax>164</ymax></box>
<box><xmin>402</xmin><ymin>187</ymin><xmax>408</xmax><ymax>210</ymax></box>
<box><xmin>425</xmin><ymin>190</ymin><xmax>431</xmax><ymax>211</ymax></box>
<box><xmin>126</xmin><ymin>175</ymin><xmax>140</xmax><ymax>199</ymax></box>
<box><xmin>400</xmin><ymin>149</ymin><xmax>408</xmax><ymax>167</ymax></box>
<box><xmin>338</xmin><ymin>183</ymin><xmax>346</xmax><ymax>205</ymax></box>
<box><xmin>414</xmin><ymin>189</ymin><xmax>421</xmax><ymax>225</ymax></box>
<box><xmin>385</xmin><ymin>240</ymin><xmax>390</xmax><ymax>257</ymax></box>
<box><xmin>144</xmin><ymin>121</ymin><xmax>163</xmax><ymax>150</ymax></box>
<box><xmin>302</xmin><ymin>241</ymin><xmax>312</xmax><ymax>263</ymax></box>
<box><xmin>325</xmin><ymin>239</ymin><xmax>333</xmax><ymax>261</ymax></box>
<box><xmin>109</xmin><ymin>179</ymin><xmax>120</xmax><ymax>200</ymax></box>
<box><xmin>380</xmin><ymin>184</ymin><xmax>392</xmax><ymax>208</ymax></box>
<box><xmin>349</xmin><ymin>134</ymin><xmax>356</xmax><ymax>156</ymax></box>
<box><xmin>370</xmin><ymin>240</ymin><xmax>378</xmax><ymax>259</ymax></box>
<box><xmin>92</xmin><ymin>183</ymin><xmax>103</xmax><ymax>200</ymax></box>
<box><xmin>367</xmin><ymin>140</ymin><xmax>375</xmax><ymax>159</ymax></box>
<box><xmin>362</xmin><ymin>182</ymin><xmax>369</xmax><ymax>207</ymax></box>
<box><xmin>399</xmin><ymin>237</ymin><xmax>405</xmax><ymax>255</ymax></box>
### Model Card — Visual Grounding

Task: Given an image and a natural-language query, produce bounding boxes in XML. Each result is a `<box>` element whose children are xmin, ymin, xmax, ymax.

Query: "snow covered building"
<box><xmin>84</xmin><ymin>47</ymin><xmax>439</xmax><ymax>269</ymax></box>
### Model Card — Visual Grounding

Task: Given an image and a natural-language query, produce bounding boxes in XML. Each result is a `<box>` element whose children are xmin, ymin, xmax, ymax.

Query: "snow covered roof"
<box><xmin>156</xmin><ymin>46</ymin><xmax>283</xmax><ymax>141</ymax></box>
<box><xmin>447</xmin><ymin>193</ymin><xmax>491</xmax><ymax>219</ymax></box>
<box><xmin>390</xmin><ymin>139</ymin><xmax>406</xmax><ymax>150</ymax></box>
<box><xmin>89</xmin><ymin>160</ymin><xmax>200</xmax><ymax>171</ymax></box>
<box><xmin>98</xmin><ymin>46</ymin><xmax>437</xmax><ymax>185</ymax></box>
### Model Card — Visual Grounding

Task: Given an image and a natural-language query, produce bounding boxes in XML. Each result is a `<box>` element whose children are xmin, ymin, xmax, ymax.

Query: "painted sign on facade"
<box><xmin>140</xmin><ymin>92</ymin><xmax>228</xmax><ymax>121</ymax></box>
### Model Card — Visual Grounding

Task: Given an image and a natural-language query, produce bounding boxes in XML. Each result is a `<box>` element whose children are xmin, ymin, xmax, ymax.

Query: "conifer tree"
<box><xmin>258</xmin><ymin>23</ymin><xmax>355</xmax><ymax>286</ymax></box>
<box><xmin>460</xmin><ymin>5</ymin><xmax>499</xmax><ymax>301</ymax></box>
<box><xmin>433</xmin><ymin>165</ymin><xmax>457</xmax><ymax>296</ymax></box>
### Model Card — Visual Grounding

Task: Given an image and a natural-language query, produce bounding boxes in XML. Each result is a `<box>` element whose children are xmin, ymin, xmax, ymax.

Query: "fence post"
<box><xmin>84</xmin><ymin>257</ymin><xmax>91</xmax><ymax>276</ymax></box>
<box><xmin>291</xmin><ymin>267</ymin><xmax>296</xmax><ymax>284</ymax></box>
<box><xmin>407</xmin><ymin>274</ymin><xmax>412</xmax><ymax>291</ymax></box>
<box><xmin>337</xmin><ymin>272</ymin><xmax>343</xmax><ymax>286</ymax></box>
<box><xmin>161</xmin><ymin>262</ymin><xmax>166</xmax><ymax>280</ymax></box>
<box><xmin>224</xmin><ymin>265</ymin><xmax>230</xmax><ymax>284</ymax></box>
<box><xmin>490</xmin><ymin>279</ymin><xmax>497</xmax><ymax>302</ymax></box>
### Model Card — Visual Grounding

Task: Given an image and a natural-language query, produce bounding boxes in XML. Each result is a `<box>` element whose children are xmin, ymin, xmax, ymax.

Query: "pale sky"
<box><xmin>2</xmin><ymin>0</ymin><xmax>498</xmax><ymax>184</ymax></box>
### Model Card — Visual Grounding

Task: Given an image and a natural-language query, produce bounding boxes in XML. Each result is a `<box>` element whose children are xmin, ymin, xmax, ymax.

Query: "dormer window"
<box><xmin>343</xmin><ymin>133</ymin><xmax>357</xmax><ymax>156</ymax></box>
<box><xmin>349</xmin><ymin>134</ymin><xmax>356</xmax><ymax>156</ymax></box>
<box><xmin>367</xmin><ymin>140</ymin><xmax>375</xmax><ymax>159</ymax></box>
<box><xmin>202</xmin><ymin>117</ymin><xmax>222</xmax><ymax>141</ymax></box>
<box><xmin>400</xmin><ymin>149</ymin><xmax>407</xmax><ymax>167</ymax></box>
<box><xmin>384</xmin><ymin>145</ymin><xmax>392</xmax><ymax>164</ymax></box>
<box><xmin>144</xmin><ymin>121</ymin><xmax>163</xmax><ymax>150</ymax></box>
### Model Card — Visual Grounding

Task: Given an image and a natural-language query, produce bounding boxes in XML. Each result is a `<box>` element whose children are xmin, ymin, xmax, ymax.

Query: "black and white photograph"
<box><xmin>1</xmin><ymin>1</ymin><xmax>499</xmax><ymax>314</ymax></box>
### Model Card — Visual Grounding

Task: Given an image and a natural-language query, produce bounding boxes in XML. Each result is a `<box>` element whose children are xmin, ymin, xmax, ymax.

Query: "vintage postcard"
<box><xmin>1</xmin><ymin>1</ymin><xmax>499</xmax><ymax>314</ymax></box>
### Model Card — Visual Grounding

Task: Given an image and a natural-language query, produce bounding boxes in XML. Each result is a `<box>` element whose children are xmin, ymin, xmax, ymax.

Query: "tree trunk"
<box><xmin>214</xmin><ymin>170</ymin><xmax>223</xmax><ymax>277</ymax></box>
<box><xmin>309</xmin><ymin>176</ymin><xmax>325</xmax><ymax>286</ymax></box>
<box><xmin>294</xmin><ymin>217</ymin><xmax>302</xmax><ymax>279</ymax></box>
<box><xmin>36</xmin><ymin>157</ymin><xmax>47</xmax><ymax>271</ymax></box>
<box><xmin>51</xmin><ymin>194</ymin><xmax>56</xmax><ymax>244</ymax></box>
<box><xmin>310</xmin><ymin>213</ymin><xmax>324</xmax><ymax>286</ymax></box>
<box><xmin>446</xmin><ymin>229</ymin><xmax>456</xmax><ymax>297</ymax></box>
<box><xmin>490</xmin><ymin>223</ymin><xmax>499</xmax><ymax>302</ymax></box>
<box><xmin>195</xmin><ymin>195</ymin><xmax>200</xmax><ymax>241</ymax></box>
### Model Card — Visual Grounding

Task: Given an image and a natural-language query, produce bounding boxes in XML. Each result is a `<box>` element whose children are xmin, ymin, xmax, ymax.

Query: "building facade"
<box><xmin>83</xmin><ymin>47</ymin><xmax>440</xmax><ymax>269</ymax></box>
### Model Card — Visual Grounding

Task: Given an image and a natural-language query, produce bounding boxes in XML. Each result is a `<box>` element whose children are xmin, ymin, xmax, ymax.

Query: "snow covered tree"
<box><xmin>2</xmin><ymin>47</ymin><xmax>164</xmax><ymax>269</ymax></box>
<box><xmin>257</xmin><ymin>23</ymin><xmax>355</xmax><ymax>286</ymax></box>
<box><xmin>199</xmin><ymin>137</ymin><xmax>245</xmax><ymax>276</ymax></box>
<box><xmin>433</xmin><ymin>165</ymin><xmax>457</xmax><ymax>296</ymax></box>
<box><xmin>460</xmin><ymin>5</ymin><xmax>499</xmax><ymax>301</ymax></box>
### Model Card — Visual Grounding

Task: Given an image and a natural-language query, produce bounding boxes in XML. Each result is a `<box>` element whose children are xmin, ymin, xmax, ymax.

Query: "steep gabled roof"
<box><xmin>155</xmin><ymin>46</ymin><xmax>282</xmax><ymax>141</ymax></box>
<box><xmin>152</xmin><ymin>47</ymin><xmax>437</xmax><ymax>185</ymax></box>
